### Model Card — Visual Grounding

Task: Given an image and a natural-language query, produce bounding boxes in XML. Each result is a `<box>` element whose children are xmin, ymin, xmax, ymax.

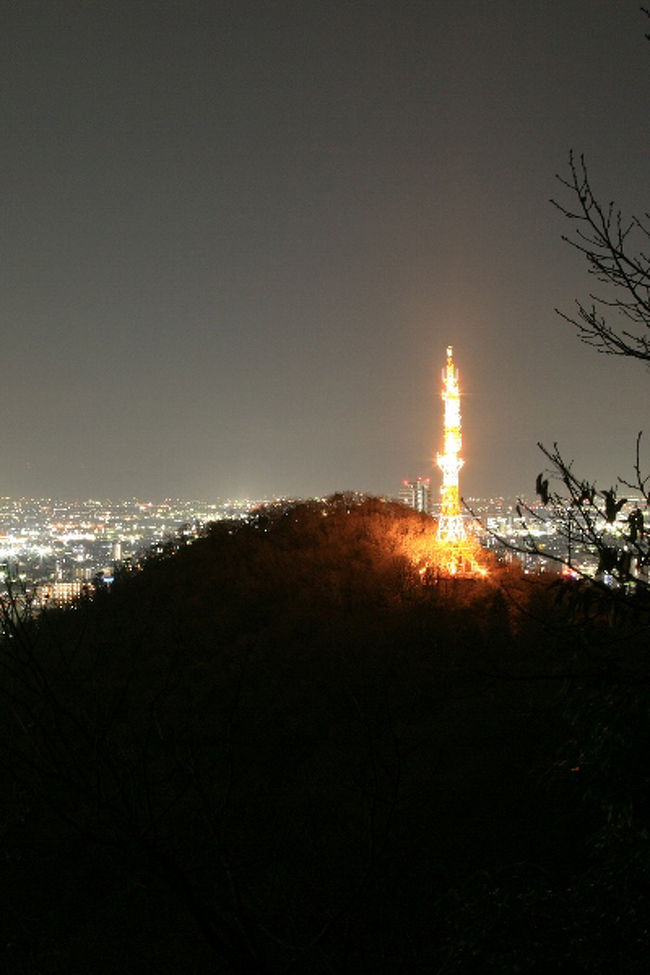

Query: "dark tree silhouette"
<box><xmin>483</xmin><ymin>13</ymin><xmax>650</xmax><ymax>595</ymax></box>
<box><xmin>508</xmin><ymin>13</ymin><xmax>650</xmax><ymax>595</ymax></box>
<box><xmin>502</xmin><ymin>139</ymin><xmax>650</xmax><ymax>590</ymax></box>
<box><xmin>553</xmin><ymin>151</ymin><xmax>650</xmax><ymax>361</ymax></box>
<box><xmin>0</xmin><ymin>499</ymin><xmax>592</xmax><ymax>973</ymax></box>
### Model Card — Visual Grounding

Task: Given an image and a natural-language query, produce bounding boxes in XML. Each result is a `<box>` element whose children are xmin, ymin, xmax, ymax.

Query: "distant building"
<box><xmin>37</xmin><ymin>580</ymin><xmax>86</xmax><ymax>606</ymax></box>
<box><xmin>399</xmin><ymin>477</ymin><xmax>433</xmax><ymax>515</ymax></box>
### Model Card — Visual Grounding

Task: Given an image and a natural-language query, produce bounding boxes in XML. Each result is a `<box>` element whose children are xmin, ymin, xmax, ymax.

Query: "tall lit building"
<box><xmin>399</xmin><ymin>477</ymin><xmax>432</xmax><ymax>515</ymax></box>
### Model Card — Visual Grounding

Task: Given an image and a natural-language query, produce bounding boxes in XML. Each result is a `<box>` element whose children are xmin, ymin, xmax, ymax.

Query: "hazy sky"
<box><xmin>3</xmin><ymin>0</ymin><xmax>649</xmax><ymax>500</ymax></box>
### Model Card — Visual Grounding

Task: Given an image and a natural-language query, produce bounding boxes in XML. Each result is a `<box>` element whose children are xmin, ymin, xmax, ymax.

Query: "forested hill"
<box><xmin>1</xmin><ymin>497</ymin><xmax>647</xmax><ymax>972</ymax></box>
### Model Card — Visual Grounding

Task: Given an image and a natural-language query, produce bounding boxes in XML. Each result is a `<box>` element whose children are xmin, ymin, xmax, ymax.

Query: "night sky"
<box><xmin>3</xmin><ymin>0</ymin><xmax>649</xmax><ymax>501</ymax></box>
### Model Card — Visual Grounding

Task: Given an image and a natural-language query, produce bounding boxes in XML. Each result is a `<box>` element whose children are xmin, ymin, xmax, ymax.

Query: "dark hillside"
<box><xmin>0</xmin><ymin>498</ymin><xmax>643</xmax><ymax>972</ymax></box>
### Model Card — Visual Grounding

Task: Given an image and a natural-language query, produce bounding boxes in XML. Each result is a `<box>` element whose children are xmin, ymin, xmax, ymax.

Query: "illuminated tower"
<box><xmin>436</xmin><ymin>346</ymin><xmax>466</xmax><ymax>543</ymax></box>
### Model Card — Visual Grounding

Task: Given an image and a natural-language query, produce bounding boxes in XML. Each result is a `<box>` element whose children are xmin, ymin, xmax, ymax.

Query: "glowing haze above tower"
<box><xmin>436</xmin><ymin>345</ymin><xmax>466</xmax><ymax>543</ymax></box>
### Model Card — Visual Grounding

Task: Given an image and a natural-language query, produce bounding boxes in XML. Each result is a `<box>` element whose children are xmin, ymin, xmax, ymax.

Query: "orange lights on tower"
<box><xmin>397</xmin><ymin>345</ymin><xmax>487</xmax><ymax>579</ymax></box>
<box><xmin>433</xmin><ymin>346</ymin><xmax>486</xmax><ymax>577</ymax></box>
<box><xmin>436</xmin><ymin>346</ymin><xmax>466</xmax><ymax>544</ymax></box>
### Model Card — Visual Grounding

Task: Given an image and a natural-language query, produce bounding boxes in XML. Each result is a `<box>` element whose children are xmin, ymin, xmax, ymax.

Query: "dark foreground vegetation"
<box><xmin>1</xmin><ymin>497</ymin><xmax>649</xmax><ymax>972</ymax></box>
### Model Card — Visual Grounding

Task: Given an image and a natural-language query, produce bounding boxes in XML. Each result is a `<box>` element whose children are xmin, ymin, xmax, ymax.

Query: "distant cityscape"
<box><xmin>0</xmin><ymin>486</ymin><xmax>642</xmax><ymax>607</ymax></box>
<box><xmin>0</xmin><ymin>496</ymin><xmax>260</xmax><ymax>607</ymax></box>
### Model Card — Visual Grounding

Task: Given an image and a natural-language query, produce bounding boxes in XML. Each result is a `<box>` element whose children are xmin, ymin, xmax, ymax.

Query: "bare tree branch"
<box><xmin>552</xmin><ymin>152</ymin><xmax>650</xmax><ymax>359</ymax></box>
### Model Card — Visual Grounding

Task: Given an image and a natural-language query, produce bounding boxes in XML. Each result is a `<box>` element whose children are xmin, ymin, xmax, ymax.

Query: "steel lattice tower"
<box><xmin>436</xmin><ymin>345</ymin><xmax>466</xmax><ymax>543</ymax></box>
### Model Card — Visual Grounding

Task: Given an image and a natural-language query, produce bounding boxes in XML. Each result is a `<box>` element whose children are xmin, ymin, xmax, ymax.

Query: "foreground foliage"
<box><xmin>0</xmin><ymin>498</ymin><xmax>648</xmax><ymax>972</ymax></box>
